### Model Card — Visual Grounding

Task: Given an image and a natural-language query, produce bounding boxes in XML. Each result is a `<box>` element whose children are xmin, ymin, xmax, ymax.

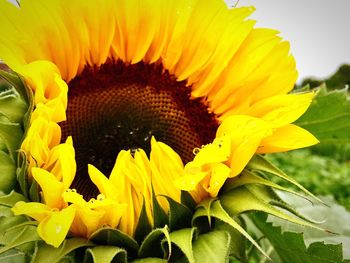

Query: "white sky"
<box><xmin>226</xmin><ymin>0</ymin><xmax>350</xmax><ymax>81</ymax></box>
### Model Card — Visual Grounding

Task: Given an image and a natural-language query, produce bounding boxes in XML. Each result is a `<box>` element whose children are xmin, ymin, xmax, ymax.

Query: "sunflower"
<box><xmin>0</xmin><ymin>0</ymin><xmax>319</xmax><ymax>261</ymax></box>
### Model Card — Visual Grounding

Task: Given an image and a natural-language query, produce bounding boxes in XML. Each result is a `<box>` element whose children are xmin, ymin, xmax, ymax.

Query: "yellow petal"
<box><xmin>15</xmin><ymin>60</ymin><xmax>68</xmax><ymax>123</ymax></box>
<box><xmin>32</xmin><ymin>167</ymin><xmax>65</xmax><ymax>209</ymax></box>
<box><xmin>150</xmin><ymin>137</ymin><xmax>183</xmax><ymax>209</ymax></box>
<box><xmin>174</xmin><ymin>164</ymin><xmax>208</xmax><ymax>192</ymax></box>
<box><xmin>192</xmin><ymin>135</ymin><xmax>231</xmax><ymax>165</ymax></box>
<box><xmin>257</xmin><ymin>124</ymin><xmax>319</xmax><ymax>154</ymax></box>
<box><xmin>63</xmin><ymin>190</ymin><xmax>104</xmax><ymax>237</ymax></box>
<box><xmin>89</xmin><ymin>195</ymin><xmax>127</xmax><ymax>230</ymax></box>
<box><xmin>63</xmin><ymin>190</ymin><xmax>87</xmax><ymax>206</ymax></box>
<box><xmin>12</xmin><ymin>201</ymin><xmax>51</xmax><ymax>222</ymax></box>
<box><xmin>248</xmin><ymin>92</ymin><xmax>315</xmax><ymax>127</ymax></box>
<box><xmin>37</xmin><ymin>206</ymin><xmax>76</xmax><ymax>248</ymax></box>
<box><xmin>103</xmin><ymin>149</ymin><xmax>151</xmax><ymax>236</ymax></box>
<box><xmin>21</xmin><ymin>117</ymin><xmax>61</xmax><ymax>170</ymax></box>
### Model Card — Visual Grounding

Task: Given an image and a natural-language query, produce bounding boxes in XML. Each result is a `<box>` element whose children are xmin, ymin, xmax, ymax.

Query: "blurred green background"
<box><xmin>268</xmin><ymin>64</ymin><xmax>350</xmax><ymax>211</ymax></box>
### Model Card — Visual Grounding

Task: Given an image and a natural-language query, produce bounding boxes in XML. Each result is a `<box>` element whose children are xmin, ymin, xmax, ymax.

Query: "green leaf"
<box><xmin>0</xmin><ymin>216</ymin><xmax>27</xmax><ymax>236</ymax></box>
<box><xmin>252</xmin><ymin>213</ymin><xmax>348</xmax><ymax>263</ymax></box>
<box><xmin>89</xmin><ymin>227</ymin><xmax>139</xmax><ymax>257</ymax></box>
<box><xmin>0</xmin><ymin>152</ymin><xmax>17</xmax><ymax>193</ymax></box>
<box><xmin>296</xmin><ymin>86</ymin><xmax>350</xmax><ymax>145</ymax></box>
<box><xmin>0</xmin><ymin>225</ymin><xmax>40</xmax><ymax>254</ymax></box>
<box><xmin>0</xmin><ymin>191</ymin><xmax>26</xmax><ymax>207</ymax></box>
<box><xmin>0</xmin><ymin>84</ymin><xmax>27</xmax><ymax>123</ymax></box>
<box><xmin>267</xmin><ymin>193</ymin><xmax>350</xmax><ymax>259</ymax></box>
<box><xmin>192</xmin><ymin>231</ymin><xmax>231</xmax><ymax>263</ymax></box>
<box><xmin>84</xmin><ymin>246</ymin><xmax>127</xmax><ymax>263</ymax></box>
<box><xmin>0</xmin><ymin>121</ymin><xmax>22</xmax><ymax>159</ymax></box>
<box><xmin>138</xmin><ymin>226</ymin><xmax>170</xmax><ymax>259</ymax></box>
<box><xmin>0</xmin><ymin>248</ymin><xmax>26</xmax><ymax>263</ymax></box>
<box><xmin>31</xmin><ymin>238</ymin><xmax>93</xmax><ymax>263</ymax></box>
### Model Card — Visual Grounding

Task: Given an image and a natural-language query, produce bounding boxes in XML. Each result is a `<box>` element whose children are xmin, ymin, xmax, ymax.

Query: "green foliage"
<box><xmin>298</xmin><ymin>64</ymin><xmax>350</xmax><ymax>91</ymax></box>
<box><xmin>251</xmin><ymin>213</ymin><xmax>348</xmax><ymax>263</ymax></box>
<box><xmin>295</xmin><ymin>86</ymin><xmax>350</xmax><ymax>145</ymax></box>
<box><xmin>295</xmin><ymin>71</ymin><xmax>350</xmax><ymax>162</ymax></box>
<box><xmin>266</xmin><ymin>149</ymin><xmax>350</xmax><ymax>210</ymax></box>
<box><xmin>0</xmin><ymin>70</ymin><xmax>32</xmax><ymax>194</ymax></box>
<box><xmin>265</xmin><ymin>193</ymin><xmax>350</xmax><ymax>259</ymax></box>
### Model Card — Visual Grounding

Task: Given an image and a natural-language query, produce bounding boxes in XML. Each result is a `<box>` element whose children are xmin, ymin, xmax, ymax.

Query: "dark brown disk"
<box><xmin>60</xmin><ymin>61</ymin><xmax>218</xmax><ymax>199</ymax></box>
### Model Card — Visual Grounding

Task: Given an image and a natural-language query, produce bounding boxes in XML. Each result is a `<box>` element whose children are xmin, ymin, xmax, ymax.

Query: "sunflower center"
<box><xmin>61</xmin><ymin>61</ymin><xmax>218</xmax><ymax>198</ymax></box>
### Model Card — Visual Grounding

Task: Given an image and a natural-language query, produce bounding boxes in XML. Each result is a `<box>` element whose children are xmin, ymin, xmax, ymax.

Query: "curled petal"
<box><xmin>217</xmin><ymin>115</ymin><xmax>272</xmax><ymax>176</ymax></box>
<box><xmin>32</xmin><ymin>167</ymin><xmax>65</xmax><ymax>209</ymax></box>
<box><xmin>44</xmin><ymin>136</ymin><xmax>76</xmax><ymax>189</ymax></box>
<box><xmin>88</xmin><ymin>164</ymin><xmax>119</xmax><ymax>200</ymax></box>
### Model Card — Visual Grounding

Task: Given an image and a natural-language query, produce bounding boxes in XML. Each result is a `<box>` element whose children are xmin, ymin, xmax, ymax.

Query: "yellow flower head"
<box><xmin>0</xmin><ymin>0</ymin><xmax>319</xmax><ymax>247</ymax></box>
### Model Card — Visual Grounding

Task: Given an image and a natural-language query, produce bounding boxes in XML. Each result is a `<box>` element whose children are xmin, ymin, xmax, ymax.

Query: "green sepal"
<box><xmin>89</xmin><ymin>227</ymin><xmax>139</xmax><ymax>257</ymax></box>
<box><xmin>152</xmin><ymin>189</ymin><xmax>168</xmax><ymax>229</ymax></box>
<box><xmin>192</xmin><ymin>230</ymin><xmax>231</xmax><ymax>263</ymax></box>
<box><xmin>220</xmin><ymin>185</ymin><xmax>324</xmax><ymax>231</ymax></box>
<box><xmin>193</xmin><ymin>199</ymin><xmax>269</xmax><ymax>259</ymax></box>
<box><xmin>248</xmin><ymin>154</ymin><xmax>323</xmax><ymax>204</ymax></box>
<box><xmin>168</xmin><ymin>228</ymin><xmax>197</xmax><ymax>263</ymax></box>
<box><xmin>138</xmin><ymin>226</ymin><xmax>170</xmax><ymax>259</ymax></box>
<box><xmin>162</xmin><ymin>196</ymin><xmax>192</xmax><ymax>231</ymax></box>
<box><xmin>134</xmin><ymin>199</ymin><xmax>152</xmax><ymax>244</ymax></box>
<box><xmin>130</xmin><ymin>258</ymin><xmax>167</xmax><ymax>263</ymax></box>
<box><xmin>28</xmin><ymin>179</ymin><xmax>40</xmax><ymax>203</ymax></box>
<box><xmin>84</xmin><ymin>246</ymin><xmax>127</xmax><ymax>263</ymax></box>
<box><xmin>223</xmin><ymin>169</ymin><xmax>313</xmax><ymax>203</ymax></box>
<box><xmin>16</xmin><ymin>151</ymin><xmax>31</xmax><ymax>200</ymax></box>
<box><xmin>180</xmin><ymin>191</ymin><xmax>196</xmax><ymax>211</ymax></box>
<box><xmin>214</xmin><ymin>219</ymin><xmax>248</xmax><ymax>263</ymax></box>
